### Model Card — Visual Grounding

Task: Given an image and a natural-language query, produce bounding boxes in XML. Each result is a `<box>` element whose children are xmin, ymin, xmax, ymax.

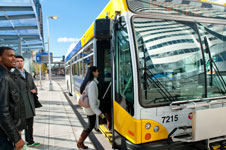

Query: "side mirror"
<box><xmin>94</xmin><ymin>18</ymin><xmax>112</xmax><ymax>41</ymax></box>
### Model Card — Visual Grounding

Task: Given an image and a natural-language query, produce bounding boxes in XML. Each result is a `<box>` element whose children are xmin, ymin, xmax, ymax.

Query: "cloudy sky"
<box><xmin>41</xmin><ymin>0</ymin><xmax>109</xmax><ymax>59</ymax></box>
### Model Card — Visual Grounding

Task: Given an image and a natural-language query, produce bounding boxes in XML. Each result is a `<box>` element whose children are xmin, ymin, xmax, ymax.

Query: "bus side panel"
<box><xmin>113</xmin><ymin>100</ymin><xmax>142</xmax><ymax>144</ymax></box>
<box><xmin>65</xmin><ymin>74</ymin><xmax>72</xmax><ymax>95</ymax></box>
<box><xmin>73</xmin><ymin>77</ymin><xmax>83</xmax><ymax>98</ymax></box>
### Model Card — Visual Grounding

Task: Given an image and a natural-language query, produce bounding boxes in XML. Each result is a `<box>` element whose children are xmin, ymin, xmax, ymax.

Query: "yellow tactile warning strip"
<box><xmin>99</xmin><ymin>124</ymin><xmax>113</xmax><ymax>144</ymax></box>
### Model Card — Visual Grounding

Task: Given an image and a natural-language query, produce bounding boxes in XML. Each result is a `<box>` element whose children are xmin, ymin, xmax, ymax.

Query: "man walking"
<box><xmin>14</xmin><ymin>55</ymin><xmax>40</xmax><ymax>147</ymax></box>
<box><xmin>0</xmin><ymin>47</ymin><xmax>25</xmax><ymax>150</ymax></box>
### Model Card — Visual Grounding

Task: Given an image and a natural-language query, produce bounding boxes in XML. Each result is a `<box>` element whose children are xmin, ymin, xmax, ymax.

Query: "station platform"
<box><xmin>23</xmin><ymin>78</ymin><xmax>96</xmax><ymax>150</ymax></box>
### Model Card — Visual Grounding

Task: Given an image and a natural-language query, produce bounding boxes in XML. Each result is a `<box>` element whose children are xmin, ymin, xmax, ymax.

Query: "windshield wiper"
<box><xmin>204</xmin><ymin>37</ymin><xmax>214</xmax><ymax>86</ymax></box>
<box><xmin>139</xmin><ymin>36</ymin><xmax>174</xmax><ymax>102</ymax></box>
<box><xmin>208</xmin><ymin>59</ymin><xmax>226</xmax><ymax>94</ymax></box>
<box><xmin>141</xmin><ymin>67</ymin><xmax>175</xmax><ymax>102</ymax></box>
<box><xmin>204</xmin><ymin>37</ymin><xmax>226</xmax><ymax>94</ymax></box>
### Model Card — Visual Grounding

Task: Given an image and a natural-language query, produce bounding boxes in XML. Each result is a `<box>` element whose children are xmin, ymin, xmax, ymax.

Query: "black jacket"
<box><xmin>0</xmin><ymin>65</ymin><xmax>21</xmax><ymax>143</ymax></box>
<box><xmin>13</xmin><ymin>69</ymin><xmax>36</xmax><ymax>119</ymax></box>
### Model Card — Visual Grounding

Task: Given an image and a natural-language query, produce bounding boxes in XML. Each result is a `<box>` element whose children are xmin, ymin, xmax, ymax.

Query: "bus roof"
<box><xmin>127</xmin><ymin>0</ymin><xmax>226</xmax><ymax>17</ymax></box>
<box><xmin>202</xmin><ymin>0</ymin><xmax>226</xmax><ymax>6</ymax></box>
<box><xmin>65</xmin><ymin>0</ymin><xmax>128</xmax><ymax>62</ymax></box>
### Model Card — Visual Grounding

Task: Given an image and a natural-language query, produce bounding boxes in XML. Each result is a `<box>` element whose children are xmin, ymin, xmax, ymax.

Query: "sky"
<box><xmin>40</xmin><ymin>0</ymin><xmax>109</xmax><ymax>59</ymax></box>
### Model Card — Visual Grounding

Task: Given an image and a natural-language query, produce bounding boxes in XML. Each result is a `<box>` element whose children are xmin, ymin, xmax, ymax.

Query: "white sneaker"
<box><xmin>22</xmin><ymin>145</ymin><xmax>27</xmax><ymax>150</ymax></box>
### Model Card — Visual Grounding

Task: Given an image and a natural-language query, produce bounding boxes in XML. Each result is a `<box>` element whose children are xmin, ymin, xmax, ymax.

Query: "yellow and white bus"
<box><xmin>65</xmin><ymin>0</ymin><xmax>226</xmax><ymax>149</ymax></box>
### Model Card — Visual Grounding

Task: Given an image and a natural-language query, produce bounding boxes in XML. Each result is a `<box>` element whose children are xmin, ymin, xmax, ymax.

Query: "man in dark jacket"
<box><xmin>0</xmin><ymin>47</ymin><xmax>25</xmax><ymax>150</ymax></box>
<box><xmin>13</xmin><ymin>55</ymin><xmax>40</xmax><ymax>147</ymax></box>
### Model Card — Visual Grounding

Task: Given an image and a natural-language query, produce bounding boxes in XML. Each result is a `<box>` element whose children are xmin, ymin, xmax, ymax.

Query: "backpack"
<box><xmin>78</xmin><ymin>83</ymin><xmax>90</xmax><ymax>108</ymax></box>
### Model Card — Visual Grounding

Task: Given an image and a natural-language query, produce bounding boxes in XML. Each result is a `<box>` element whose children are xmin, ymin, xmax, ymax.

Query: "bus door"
<box><xmin>96</xmin><ymin>39</ymin><xmax>113</xmax><ymax>140</ymax></box>
<box><xmin>94</xmin><ymin>18</ymin><xmax>116</xmax><ymax>143</ymax></box>
<box><xmin>69</xmin><ymin>62</ymin><xmax>73</xmax><ymax>96</ymax></box>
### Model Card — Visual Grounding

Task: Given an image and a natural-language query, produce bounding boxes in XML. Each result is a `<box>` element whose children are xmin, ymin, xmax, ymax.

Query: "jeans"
<box><xmin>85</xmin><ymin>115</ymin><xmax>96</xmax><ymax>133</ymax></box>
<box><xmin>0</xmin><ymin>136</ymin><xmax>14</xmax><ymax>150</ymax></box>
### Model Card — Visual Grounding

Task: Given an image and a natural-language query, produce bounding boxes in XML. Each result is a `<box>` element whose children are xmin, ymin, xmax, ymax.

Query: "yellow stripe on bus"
<box><xmin>201</xmin><ymin>0</ymin><xmax>226</xmax><ymax>5</ymax></box>
<box><xmin>81</xmin><ymin>0</ymin><xmax>129</xmax><ymax>47</ymax></box>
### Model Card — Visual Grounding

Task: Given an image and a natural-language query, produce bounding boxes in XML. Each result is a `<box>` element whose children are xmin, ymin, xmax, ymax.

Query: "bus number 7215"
<box><xmin>162</xmin><ymin>115</ymin><xmax>179</xmax><ymax>123</ymax></box>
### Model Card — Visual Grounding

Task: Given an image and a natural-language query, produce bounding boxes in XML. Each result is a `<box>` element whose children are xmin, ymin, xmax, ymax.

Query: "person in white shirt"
<box><xmin>77</xmin><ymin>66</ymin><xmax>104</xmax><ymax>149</ymax></box>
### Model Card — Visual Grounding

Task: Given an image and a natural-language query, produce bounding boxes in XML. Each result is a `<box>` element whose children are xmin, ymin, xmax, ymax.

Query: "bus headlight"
<box><xmin>154</xmin><ymin>126</ymin><xmax>159</xmax><ymax>132</ymax></box>
<box><xmin>145</xmin><ymin>123</ymin><xmax>151</xmax><ymax>130</ymax></box>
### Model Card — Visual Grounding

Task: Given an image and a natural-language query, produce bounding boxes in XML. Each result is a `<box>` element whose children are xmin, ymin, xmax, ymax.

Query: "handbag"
<box><xmin>78</xmin><ymin>84</ymin><xmax>90</xmax><ymax>108</ymax></box>
<box><xmin>34</xmin><ymin>93</ymin><xmax>43</xmax><ymax>108</ymax></box>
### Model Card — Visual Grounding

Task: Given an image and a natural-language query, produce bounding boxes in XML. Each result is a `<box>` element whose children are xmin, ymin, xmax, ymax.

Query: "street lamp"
<box><xmin>47</xmin><ymin>16</ymin><xmax>58</xmax><ymax>91</ymax></box>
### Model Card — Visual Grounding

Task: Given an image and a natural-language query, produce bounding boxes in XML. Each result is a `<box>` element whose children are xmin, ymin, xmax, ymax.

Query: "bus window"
<box><xmin>77</xmin><ymin>62</ymin><xmax>80</xmax><ymax>76</ymax></box>
<box><xmin>83</xmin><ymin>48</ymin><xmax>93</xmax><ymax>77</ymax></box>
<box><xmin>83</xmin><ymin>57</ymin><xmax>89</xmax><ymax>77</ymax></box>
<box><xmin>79</xmin><ymin>60</ymin><xmax>83</xmax><ymax>77</ymax></box>
<box><xmin>74</xmin><ymin>55</ymin><xmax>77</xmax><ymax>62</ymax></box>
<box><xmin>84</xmin><ymin>47</ymin><xmax>93</xmax><ymax>56</ymax></box>
<box><xmin>115</xmin><ymin>17</ymin><xmax>134</xmax><ymax>115</ymax></box>
<box><xmin>72</xmin><ymin>63</ymin><xmax>77</xmax><ymax>76</ymax></box>
<box><xmin>104</xmin><ymin>49</ymin><xmax>111</xmax><ymax>82</ymax></box>
<box><xmin>89</xmin><ymin>55</ymin><xmax>93</xmax><ymax>66</ymax></box>
<box><xmin>79</xmin><ymin>53</ymin><xmax>83</xmax><ymax>77</ymax></box>
<box><xmin>83</xmin><ymin>55</ymin><xmax>94</xmax><ymax>77</ymax></box>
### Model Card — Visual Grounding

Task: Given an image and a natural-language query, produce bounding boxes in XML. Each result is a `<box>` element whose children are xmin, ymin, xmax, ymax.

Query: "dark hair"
<box><xmin>80</xmin><ymin>66</ymin><xmax>98</xmax><ymax>94</ymax></box>
<box><xmin>0</xmin><ymin>47</ymin><xmax>14</xmax><ymax>56</ymax></box>
<box><xmin>16</xmin><ymin>55</ymin><xmax>24</xmax><ymax>61</ymax></box>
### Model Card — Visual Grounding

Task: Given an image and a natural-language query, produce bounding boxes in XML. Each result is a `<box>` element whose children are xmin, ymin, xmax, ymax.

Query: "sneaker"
<box><xmin>22</xmin><ymin>145</ymin><xmax>27</xmax><ymax>150</ymax></box>
<box><xmin>27</xmin><ymin>142</ymin><xmax>41</xmax><ymax>147</ymax></box>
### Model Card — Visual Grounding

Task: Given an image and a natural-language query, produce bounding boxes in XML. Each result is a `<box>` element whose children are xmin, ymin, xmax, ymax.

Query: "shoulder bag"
<box><xmin>78</xmin><ymin>83</ymin><xmax>90</xmax><ymax>108</ymax></box>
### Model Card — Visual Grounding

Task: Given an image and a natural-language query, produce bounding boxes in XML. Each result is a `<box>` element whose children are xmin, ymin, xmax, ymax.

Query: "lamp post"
<box><xmin>47</xmin><ymin>16</ymin><xmax>58</xmax><ymax>91</ymax></box>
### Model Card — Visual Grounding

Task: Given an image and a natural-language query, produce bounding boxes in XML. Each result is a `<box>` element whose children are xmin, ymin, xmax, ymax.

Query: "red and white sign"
<box><xmin>188</xmin><ymin>112</ymin><xmax>193</xmax><ymax>120</ymax></box>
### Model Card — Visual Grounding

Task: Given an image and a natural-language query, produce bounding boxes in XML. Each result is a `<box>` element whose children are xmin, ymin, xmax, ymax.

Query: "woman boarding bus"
<box><xmin>65</xmin><ymin>0</ymin><xmax>226</xmax><ymax>149</ymax></box>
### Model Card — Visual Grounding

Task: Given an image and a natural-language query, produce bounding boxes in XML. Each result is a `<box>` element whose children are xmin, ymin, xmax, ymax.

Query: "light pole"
<box><xmin>47</xmin><ymin>16</ymin><xmax>58</xmax><ymax>91</ymax></box>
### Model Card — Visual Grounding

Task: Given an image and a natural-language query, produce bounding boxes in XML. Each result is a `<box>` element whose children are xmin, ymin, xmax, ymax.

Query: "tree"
<box><xmin>33</xmin><ymin>62</ymin><xmax>47</xmax><ymax>74</ymax></box>
<box><xmin>41</xmin><ymin>63</ymin><xmax>47</xmax><ymax>74</ymax></box>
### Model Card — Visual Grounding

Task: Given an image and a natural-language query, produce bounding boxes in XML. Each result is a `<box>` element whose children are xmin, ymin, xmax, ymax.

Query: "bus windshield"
<box><xmin>133</xmin><ymin>17</ymin><xmax>226</xmax><ymax>106</ymax></box>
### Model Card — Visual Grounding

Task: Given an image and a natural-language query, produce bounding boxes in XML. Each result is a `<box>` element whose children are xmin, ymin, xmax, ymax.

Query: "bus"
<box><xmin>65</xmin><ymin>0</ymin><xmax>226</xmax><ymax>149</ymax></box>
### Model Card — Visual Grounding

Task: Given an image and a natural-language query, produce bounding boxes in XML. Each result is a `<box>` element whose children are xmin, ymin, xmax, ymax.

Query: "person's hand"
<box><xmin>99</xmin><ymin>113</ymin><xmax>105</xmax><ymax>119</ymax></box>
<box><xmin>30</xmin><ymin>89</ymin><xmax>37</xmax><ymax>94</ymax></box>
<box><xmin>15</xmin><ymin>138</ymin><xmax>25</xmax><ymax>150</ymax></box>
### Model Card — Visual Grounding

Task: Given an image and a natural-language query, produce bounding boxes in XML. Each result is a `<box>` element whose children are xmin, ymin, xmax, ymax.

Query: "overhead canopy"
<box><xmin>0</xmin><ymin>0</ymin><xmax>43</xmax><ymax>53</ymax></box>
